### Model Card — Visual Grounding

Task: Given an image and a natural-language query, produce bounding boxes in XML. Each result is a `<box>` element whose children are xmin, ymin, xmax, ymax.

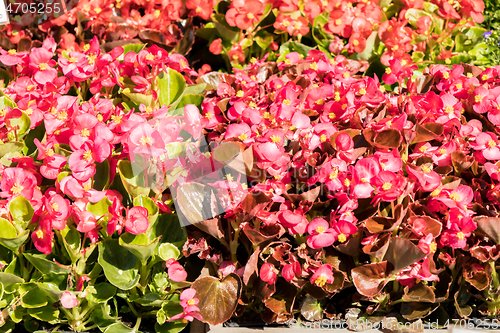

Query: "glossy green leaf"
<box><xmin>155</xmin><ymin>321</ymin><xmax>188</xmax><ymax>333</ymax></box>
<box><xmin>27</xmin><ymin>304</ymin><xmax>59</xmax><ymax>322</ymax></box>
<box><xmin>0</xmin><ymin>142</ymin><xmax>23</xmax><ymax>158</ymax></box>
<box><xmin>119</xmin><ymin>233</ymin><xmax>158</xmax><ymax>263</ymax></box>
<box><xmin>8</xmin><ymin>110</ymin><xmax>30</xmax><ymax>136</ymax></box>
<box><xmin>104</xmin><ymin>322</ymin><xmax>137</xmax><ymax>333</ymax></box>
<box><xmin>98</xmin><ymin>240</ymin><xmax>140</xmax><ymax>290</ymax></box>
<box><xmin>87</xmin><ymin>197</ymin><xmax>112</xmax><ymax>218</ymax></box>
<box><xmin>9</xmin><ymin>195</ymin><xmax>34</xmax><ymax>230</ymax></box>
<box><xmin>38</xmin><ymin>282</ymin><xmax>63</xmax><ymax>302</ymax></box>
<box><xmin>213</xmin><ymin>14</ymin><xmax>240</xmax><ymax>43</ymax></box>
<box><xmin>23</xmin><ymin>252</ymin><xmax>71</xmax><ymax>275</ymax></box>
<box><xmin>92</xmin><ymin>304</ymin><xmax>118</xmax><ymax>330</ymax></box>
<box><xmin>22</xmin><ymin>287</ymin><xmax>48</xmax><ymax>309</ymax></box>
<box><xmin>123</xmin><ymin>92</ymin><xmax>152</xmax><ymax>107</ymax></box>
<box><xmin>60</xmin><ymin>226</ymin><xmax>81</xmax><ymax>262</ymax></box>
<box><xmin>133</xmin><ymin>195</ymin><xmax>159</xmax><ymax>218</ymax></box>
<box><xmin>175</xmin><ymin>94</ymin><xmax>204</xmax><ymax>110</ymax></box>
<box><xmin>157</xmin><ymin>68</ymin><xmax>185</xmax><ymax>107</ymax></box>
<box><xmin>0</xmin><ymin>218</ymin><xmax>17</xmax><ymax>239</ymax></box>
<box><xmin>278</xmin><ymin>41</ymin><xmax>314</xmax><ymax>59</ymax></box>
<box><xmin>133</xmin><ymin>292</ymin><xmax>163</xmax><ymax>307</ymax></box>
<box><xmin>158</xmin><ymin>243</ymin><xmax>180</xmax><ymax>261</ymax></box>
<box><xmin>153</xmin><ymin>214</ymin><xmax>187</xmax><ymax>249</ymax></box>
<box><xmin>88</xmin><ymin>283</ymin><xmax>117</xmax><ymax>304</ymax></box>
<box><xmin>0</xmin><ymin>272</ymin><xmax>24</xmax><ymax>287</ymax></box>
<box><xmin>23</xmin><ymin>121</ymin><xmax>45</xmax><ymax>157</ymax></box>
<box><xmin>117</xmin><ymin>160</ymin><xmax>150</xmax><ymax>198</ymax></box>
<box><xmin>121</xmin><ymin>44</ymin><xmax>146</xmax><ymax>58</ymax></box>
<box><xmin>94</xmin><ymin>159</ymin><xmax>110</xmax><ymax>191</ymax></box>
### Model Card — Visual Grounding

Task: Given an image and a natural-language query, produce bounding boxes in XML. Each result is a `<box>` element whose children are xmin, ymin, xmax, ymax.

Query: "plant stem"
<box><xmin>134</xmin><ymin>317</ymin><xmax>142</xmax><ymax>332</ymax></box>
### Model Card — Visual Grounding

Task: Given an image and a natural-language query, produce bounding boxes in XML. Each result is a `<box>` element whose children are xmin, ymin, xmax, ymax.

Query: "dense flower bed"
<box><xmin>1</xmin><ymin>0</ymin><xmax>488</xmax><ymax>74</ymax></box>
<box><xmin>0</xmin><ymin>38</ymin><xmax>202</xmax><ymax>332</ymax></box>
<box><xmin>177</xmin><ymin>53</ymin><xmax>500</xmax><ymax>325</ymax></box>
<box><xmin>2</xmin><ymin>5</ymin><xmax>500</xmax><ymax>331</ymax></box>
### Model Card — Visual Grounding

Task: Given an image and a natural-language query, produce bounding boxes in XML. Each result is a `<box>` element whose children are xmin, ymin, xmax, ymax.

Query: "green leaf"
<box><xmin>9</xmin><ymin>195</ymin><xmax>34</xmax><ymax>230</ymax></box>
<box><xmin>465</xmin><ymin>26</ymin><xmax>488</xmax><ymax>39</ymax></box>
<box><xmin>119</xmin><ymin>233</ymin><xmax>158</xmax><ymax>264</ymax></box>
<box><xmin>87</xmin><ymin>197</ymin><xmax>112</xmax><ymax>218</ymax></box>
<box><xmin>23</xmin><ymin>121</ymin><xmax>45</xmax><ymax>157</ymax></box>
<box><xmin>92</xmin><ymin>303</ymin><xmax>118</xmax><ymax>330</ymax></box>
<box><xmin>121</xmin><ymin>44</ymin><xmax>146</xmax><ymax>58</ymax></box>
<box><xmin>195</xmin><ymin>27</ymin><xmax>218</xmax><ymax>40</ymax></box>
<box><xmin>133</xmin><ymin>195</ymin><xmax>159</xmax><ymax>217</ymax></box>
<box><xmin>133</xmin><ymin>292</ymin><xmax>163</xmax><ymax>306</ymax></box>
<box><xmin>27</xmin><ymin>304</ymin><xmax>59</xmax><ymax>322</ymax></box>
<box><xmin>0</xmin><ymin>321</ymin><xmax>14</xmax><ymax>333</ymax></box>
<box><xmin>60</xmin><ymin>226</ymin><xmax>81</xmax><ymax>262</ymax></box>
<box><xmin>23</xmin><ymin>253</ymin><xmax>71</xmax><ymax>275</ymax></box>
<box><xmin>0</xmin><ymin>142</ymin><xmax>23</xmax><ymax>157</ymax></box>
<box><xmin>104</xmin><ymin>322</ymin><xmax>137</xmax><ymax>333</ymax></box>
<box><xmin>22</xmin><ymin>287</ymin><xmax>48</xmax><ymax>309</ymax></box>
<box><xmin>38</xmin><ymin>282</ymin><xmax>63</xmax><ymax>302</ymax></box>
<box><xmin>153</xmin><ymin>214</ymin><xmax>187</xmax><ymax>250</ymax></box>
<box><xmin>117</xmin><ymin>160</ymin><xmax>150</xmax><ymax>198</ymax></box>
<box><xmin>94</xmin><ymin>159</ymin><xmax>110</xmax><ymax>191</ymax></box>
<box><xmin>0</xmin><ymin>272</ymin><xmax>24</xmax><ymax>288</ymax></box>
<box><xmin>278</xmin><ymin>41</ymin><xmax>314</xmax><ymax>59</ymax></box>
<box><xmin>98</xmin><ymin>239</ymin><xmax>140</xmax><ymax>290</ymax></box>
<box><xmin>0</xmin><ymin>95</ymin><xmax>16</xmax><ymax>110</ymax></box>
<box><xmin>88</xmin><ymin>283</ymin><xmax>117</xmax><ymax>304</ymax></box>
<box><xmin>0</xmin><ymin>218</ymin><xmax>17</xmax><ymax>239</ymax></box>
<box><xmin>255</xmin><ymin>35</ymin><xmax>274</xmax><ymax>50</ymax></box>
<box><xmin>8</xmin><ymin>110</ymin><xmax>31</xmax><ymax>137</ymax></box>
<box><xmin>213</xmin><ymin>14</ymin><xmax>240</xmax><ymax>43</ymax></box>
<box><xmin>155</xmin><ymin>320</ymin><xmax>187</xmax><ymax>333</ymax></box>
<box><xmin>157</xmin><ymin>68</ymin><xmax>185</xmax><ymax>107</ymax></box>
<box><xmin>0</xmin><ymin>230</ymin><xmax>28</xmax><ymax>253</ymax></box>
<box><xmin>158</xmin><ymin>243</ymin><xmax>180</xmax><ymax>261</ymax></box>
<box><xmin>123</xmin><ymin>92</ymin><xmax>152</xmax><ymax>107</ymax></box>
<box><xmin>175</xmin><ymin>94</ymin><xmax>204</xmax><ymax>110</ymax></box>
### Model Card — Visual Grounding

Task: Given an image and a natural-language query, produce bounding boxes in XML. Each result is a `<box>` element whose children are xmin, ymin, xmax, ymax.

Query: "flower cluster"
<box><xmin>171</xmin><ymin>51</ymin><xmax>500</xmax><ymax>324</ymax></box>
<box><xmin>0</xmin><ymin>40</ymin><xmax>200</xmax><ymax>332</ymax></box>
<box><xmin>1</xmin><ymin>0</ymin><xmax>487</xmax><ymax>74</ymax></box>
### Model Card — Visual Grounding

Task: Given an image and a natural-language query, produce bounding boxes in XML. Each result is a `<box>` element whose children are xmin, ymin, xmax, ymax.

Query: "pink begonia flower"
<box><xmin>184</xmin><ymin>104</ymin><xmax>206</xmax><ymax>140</ymax></box>
<box><xmin>168</xmin><ymin>288</ymin><xmax>202</xmax><ymax>322</ymax></box>
<box><xmin>439</xmin><ymin>208</ymin><xmax>477</xmax><ymax>249</ymax></box>
<box><xmin>397</xmin><ymin>259</ymin><xmax>439</xmax><ymax>289</ymax></box>
<box><xmin>310</xmin><ymin>264</ymin><xmax>334</xmax><ymax>287</ymax></box>
<box><xmin>61</xmin><ymin>291</ymin><xmax>79</xmax><ymax>309</ymax></box>
<box><xmin>281</xmin><ymin>255</ymin><xmax>301</xmax><ymax>282</ymax></box>
<box><xmin>124</xmin><ymin>206</ymin><xmax>149</xmax><ymax>235</ymax></box>
<box><xmin>351</xmin><ymin>157</ymin><xmax>381</xmax><ymax>199</ymax></box>
<box><xmin>29</xmin><ymin>47</ymin><xmax>57</xmax><ymax>85</ymax></box>
<box><xmin>332</xmin><ymin>220</ymin><xmax>358</xmax><ymax>244</ymax></box>
<box><xmin>406</xmin><ymin>164</ymin><xmax>442</xmax><ymax>192</ymax></box>
<box><xmin>433</xmin><ymin>186</ymin><xmax>473</xmax><ymax>211</ymax></box>
<box><xmin>128</xmin><ymin>122</ymin><xmax>166</xmax><ymax>158</ymax></box>
<box><xmin>260</xmin><ymin>263</ymin><xmax>278</xmax><ymax>284</ymax></box>
<box><xmin>32</xmin><ymin>221</ymin><xmax>53</xmax><ymax>255</ymax></box>
<box><xmin>166</xmin><ymin>259</ymin><xmax>188</xmax><ymax>282</ymax></box>
<box><xmin>278</xmin><ymin>210</ymin><xmax>309</xmax><ymax>235</ymax></box>
<box><xmin>225</xmin><ymin>123</ymin><xmax>253</xmax><ymax>143</ymax></box>
<box><xmin>470</xmin><ymin>132</ymin><xmax>500</xmax><ymax>160</ymax></box>
<box><xmin>0</xmin><ymin>167</ymin><xmax>38</xmax><ymax>199</ymax></box>
<box><xmin>306</xmin><ymin>218</ymin><xmax>338</xmax><ymax>249</ymax></box>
